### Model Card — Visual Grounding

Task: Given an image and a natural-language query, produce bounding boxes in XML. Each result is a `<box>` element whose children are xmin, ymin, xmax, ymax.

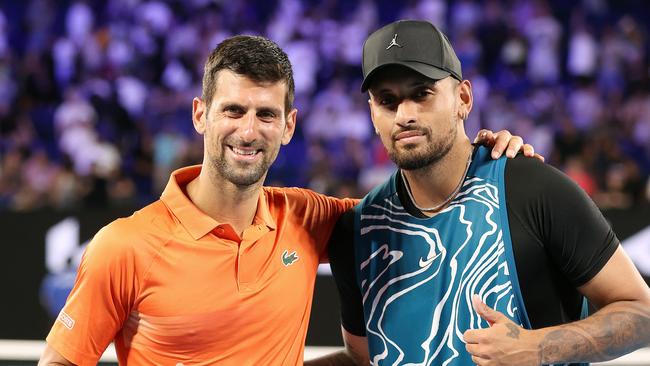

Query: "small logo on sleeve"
<box><xmin>281</xmin><ymin>250</ymin><xmax>299</xmax><ymax>266</ymax></box>
<box><xmin>57</xmin><ymin>310</ymin><xmax>75</xmax><ymax>330</ymax></box>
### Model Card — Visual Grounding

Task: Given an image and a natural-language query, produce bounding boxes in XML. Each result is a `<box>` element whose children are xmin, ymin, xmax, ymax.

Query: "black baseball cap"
<box><xmin>361</xmin><ymin>20</ymin><xmax>462</xmax><ymax>92</ymax></box>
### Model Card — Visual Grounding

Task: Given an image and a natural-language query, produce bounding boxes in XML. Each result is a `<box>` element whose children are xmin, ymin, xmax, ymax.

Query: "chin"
<box><xmin>391</xmin><ymin>150</ymin><xmax>447</xmax><ymax>170</ymax></box>
<box><xmin>212</xmin><ymin>159</ymin><xmax>267</xmax><ymax>187</ymax></box>
<box><xmin>224</xmin><ymin>171</ymin><xmax>265</xmax><ymax>186</ymax></box>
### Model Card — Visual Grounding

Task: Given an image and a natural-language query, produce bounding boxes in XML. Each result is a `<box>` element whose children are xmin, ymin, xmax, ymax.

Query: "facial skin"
<box><xmin>192</xmin><ymin>69</ymin><xmax>297</xmax><ymax>188</ymax></box>
<box><xmin>368</xmin><ymin>66</ymin><xmax>471</xmax><ymax>170</ymax></box>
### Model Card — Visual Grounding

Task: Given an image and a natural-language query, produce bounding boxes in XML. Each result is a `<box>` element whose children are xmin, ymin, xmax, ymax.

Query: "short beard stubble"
<box><xmin>389</xmin><ymin>121</ymin><xmax>458</xmax><ymax>171</ymax></box>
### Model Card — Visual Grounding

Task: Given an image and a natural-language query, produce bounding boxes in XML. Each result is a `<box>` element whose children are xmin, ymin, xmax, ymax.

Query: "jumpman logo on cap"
<box><xmin>386</xmin><ymin>34</ymin><xmax>402</xmax><ymax>50</ymax></box>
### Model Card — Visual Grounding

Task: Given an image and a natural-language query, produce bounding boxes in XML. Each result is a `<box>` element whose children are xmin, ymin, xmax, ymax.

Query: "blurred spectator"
<box><xmin>400</xmin><ymin>0</ymin><xmax>447</xmax><ymax>31</ymax></box>
<box><xmin>50</xmin><ymin>159</ymin><xmax>81</xmax><ymax>210</ymax></box>
<box><xmin>523</xmin><ymin>0</ymin><xmax>562</xmax><ymax>84</ymax></box>
<box><xmin>567</xmin><ymin>9</ymin><xmax>598</xmax><ymax>79</ymax></box>
<box><xmin>594</xmin><ymin>163</ymin><xmax>634</xmax><ymax>209</ymax></box>
<box><xmin>553</xmin><ymin>115</ymin><xmax>585</xmax><ymax>165</ymax></box>
<box><xmin>564</xmin><ymin>156</ymin><xmax>597</xmax><ymax>197</ymax></box>
<box><xmin>0</xmin><ymin>149</ymin><xmax>24</xmax><ymax>208</ymax></box>
<box><xmin>107</xmin><ymin>172</ymin><xmax>137</xmax><ymax>208</ymax></box>
<box><xmin>22</xmin><ymin>149</ymin><xmax>58</xmax><ymax>199</ymax></box>
<box><xmin>0</xmin><ymin>0</ymin><xmax>648</xmax><ymax>212</ymax></box>
<box><xmin>567</xmin><ymin>82</ymin><xmax>603</xmax><ymax>131</ymax></box>
<box><xmin>152</xmin><ymin>124</ymin><xmax>189</xmax><ymax>192</ymax></box>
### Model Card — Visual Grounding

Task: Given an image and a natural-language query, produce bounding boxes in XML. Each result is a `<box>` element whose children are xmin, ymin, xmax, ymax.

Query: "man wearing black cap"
<box><xmin>327</xmin><ymin>20</ymin><xmax>650</xmax><ymax>366</ymax></box>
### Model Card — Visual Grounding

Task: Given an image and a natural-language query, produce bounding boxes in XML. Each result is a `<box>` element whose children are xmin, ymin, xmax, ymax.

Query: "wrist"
<box><xmin>536</xmin><ymin>327</ymin><xmax>561</xmax><ymax>365</ymax></box>
<box><xmin>516</xmin><ymin>327</ymin><xmax>544</xmax><ymax>365</ymax></box>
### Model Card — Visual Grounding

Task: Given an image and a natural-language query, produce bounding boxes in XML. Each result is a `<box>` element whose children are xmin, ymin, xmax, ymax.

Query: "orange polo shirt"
<box><xmin>46</xmin><ymin>165</ymin><xmax>357</xmax><ymax>365</ymax></box>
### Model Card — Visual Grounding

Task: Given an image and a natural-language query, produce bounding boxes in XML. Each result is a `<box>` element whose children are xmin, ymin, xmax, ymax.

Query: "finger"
<box><xmin>472</xmin><ymin>354</ymin><xmax>490</xmax><ymax>366</ymax></box>
<box><xmin>485</xmin><ymin>130</ymin><xmax>495</xmax><ymax>143</ymax></box>
<box><xmin>474</xmin><ymin>129</ymin><xmax>495</xmax><ymax>145</ymax></box>
<box><xmin>522</xmin><ymin>143</ymin><xmax>535</xmax><ymax>157</ymax></box>
<box><xmin>490</xmin><ymin>130</ymin><xmax>511</xmax><ymax>159</ymax></box>
<box><xmin>473</xmin><ymin>129</ymin><xmax>489</xmax><ymax>144</ymax></box>
<box><xmin>463</xmin><ymin>329</ymin><xmax>480</xmax><ymax>344</ymax></box>
<box><xmin>534</xmin><ymin>152</ymin><xmax>545</xmax><ymax>162</ymax></box>
<box><xmin>472</xmin><ymin>294</ymin><xmax>507</xmax><ymax>325</ymax></box>
<box><xmin>505</xmin><ymin>136</ymin><xmax>523</xmax><ymax>158</ymax></box>
<box><xmin>472</xmin><ymin>295</ymin><xmax>494</xmax><ymax>326</ymax></box>
<box><xmin>466</xmin><ymin>343</ymin><xmax>489</xmax><ymax>358</ymax></box>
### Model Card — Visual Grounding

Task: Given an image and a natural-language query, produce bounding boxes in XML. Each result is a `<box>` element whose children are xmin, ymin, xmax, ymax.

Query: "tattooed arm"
<box><xmin>464</xmin><ymin>246</ymin><xmax>650</xmax><ymax>366</ymax></box>
<box><xmin>538</xmin><ymin>246</ymin><xmax>650</xmax><ymax>364</ymax></box>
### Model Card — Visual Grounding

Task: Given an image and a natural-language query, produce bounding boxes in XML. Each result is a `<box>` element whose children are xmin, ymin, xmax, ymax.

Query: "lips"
<box><xmin>228</xmin><ymin>145</ymin><xmax>262</xmax><ymax>159</ymax></box>
<box><xmin>231</xmin><ymin>146</ymin><xmax>258</xmax><ymax>156</ymax></box>
<box><xmin>394</xmin><ymin>129</ymin><xmax>426</xmax><ymax>141</ymax></box>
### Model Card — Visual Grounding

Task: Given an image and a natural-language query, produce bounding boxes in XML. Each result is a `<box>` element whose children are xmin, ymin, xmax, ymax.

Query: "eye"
<box><xmin>378</xmin><ymin>95</ymin><xmax>396</xmax><ymax>107</ymax></box>
<box><xmin>412</xmin><ymin>88</ymin><xmax>432</xmax><ymax>100</ymax></box>
<box><xmin>224</xmin><ymin>106</ymin><xmax>245</xmax><ymax>118</ymax></box>
<box><xmin>257</xmin><ymin>110</ymin><xmax>277</xmax><ymax>122</ymax></box>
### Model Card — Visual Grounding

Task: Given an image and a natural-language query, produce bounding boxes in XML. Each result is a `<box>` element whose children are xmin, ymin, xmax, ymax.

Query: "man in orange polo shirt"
<box><xmin>39</xmin><ymin>35</ymin><xmax>534</xmax><ymax>365</ymax></box>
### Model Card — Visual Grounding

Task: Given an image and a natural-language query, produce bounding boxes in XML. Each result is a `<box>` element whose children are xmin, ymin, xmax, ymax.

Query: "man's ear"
<box><xmin>281</xmin><ymin>108</ymin><xmax>298</xmax><ymax>145</ymax></box>
<box><xmin>368</xmin><ymin>97</ymin><xmax>379</xmax><ymax>134</ymax></box>
<box><xmin>457</xmin><ymin>79</ymin><xmax>473</xmax><ymax>121</ymax></box>
<box><xmin>192</xmin><ymin>97</ymin><xmax>207</xmax><ymax>134</ymax></box>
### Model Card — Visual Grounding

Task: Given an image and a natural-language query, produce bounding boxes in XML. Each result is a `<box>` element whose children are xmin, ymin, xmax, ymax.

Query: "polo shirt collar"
<box><xmin>161</xmin><ymin>165</ymin><xmax>276</xmax><ymax>240</ymax></box>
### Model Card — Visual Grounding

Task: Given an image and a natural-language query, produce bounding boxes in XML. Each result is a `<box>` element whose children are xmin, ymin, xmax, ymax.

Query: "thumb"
<box><xmin>472</xmin><ymin>294</ymin><xmax>506</xmax><ymax>326</ymax></box>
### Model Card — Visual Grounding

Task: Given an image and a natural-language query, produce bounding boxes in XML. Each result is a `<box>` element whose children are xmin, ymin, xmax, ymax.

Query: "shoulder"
<box><xmin>505</xmin><ymin>155</ymin><xmax>588</xmax><ymax>201</ymax></box>
<box><xmin>263</xmin><ymin>186</ymin><xmax>322</xmax><ymax>201</ymax></box>
<box><xmin>263</xmin><ymin>186</ymin><xmax>359</xmax><ymax>209</ymax></box>
<box><xmin>505</xmin><ymin>154</ymin><xmax>564</xmax><ymax>182</ymax></box>
<box><xmin>86</xmin><ymin>200</ymin><xmax>170</xmax><ymax>263</ymax></box>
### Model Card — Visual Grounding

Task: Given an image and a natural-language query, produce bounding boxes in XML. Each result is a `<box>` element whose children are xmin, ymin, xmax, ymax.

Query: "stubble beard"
<box><xmin>211</xmin><ymin>140</ymin><xmax>278</xmax><ymax>187</ymax></box>
<box><xmin>388</xmin><ymin>122</ymin><xmax>457</xmax><ymax>171</ymax></box>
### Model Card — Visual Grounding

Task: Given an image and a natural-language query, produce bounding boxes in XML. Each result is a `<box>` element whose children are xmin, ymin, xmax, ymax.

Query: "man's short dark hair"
<box><xmin>202</xmin><ymin>35</ymin><xmax>295</xmax><ymax>114</ymax></box>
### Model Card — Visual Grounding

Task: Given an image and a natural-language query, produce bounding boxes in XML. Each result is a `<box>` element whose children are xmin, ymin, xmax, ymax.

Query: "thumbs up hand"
<box><xmin>462</xmin><ymin>294</ymin><xmax>542</xmax><ymax>366</ymax></box>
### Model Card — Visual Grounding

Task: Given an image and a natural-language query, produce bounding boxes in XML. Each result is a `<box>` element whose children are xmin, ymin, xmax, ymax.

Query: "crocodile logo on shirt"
<box><xmin>282</xmin><ymin>250</ymin><xmax>299</xmax><ymax>266</ymax></box>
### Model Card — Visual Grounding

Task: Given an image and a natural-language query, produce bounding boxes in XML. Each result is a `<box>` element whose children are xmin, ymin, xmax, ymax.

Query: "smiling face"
<box><xmin>192</xmin><ymin>69</ymin><xmax>296</xmax><ymax>187</ymax></box>
<box><xmin>368</xmin><ymin>66</ymin><xmax>471</xmax><ymax>171</ymax></box>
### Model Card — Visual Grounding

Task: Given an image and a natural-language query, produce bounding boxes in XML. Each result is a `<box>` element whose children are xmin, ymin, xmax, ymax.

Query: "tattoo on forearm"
<box><xmin>506</xmin><ymin>323</ymin><xmax>520</xmax><ymax>339</ymax></box>
<box><xmin>539</xmin><ymin>308</ymin><xmax>650</xmax><ymax>364</ymax></box>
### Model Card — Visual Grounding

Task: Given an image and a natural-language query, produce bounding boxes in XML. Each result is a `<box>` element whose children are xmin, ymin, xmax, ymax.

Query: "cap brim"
<box><xmin>361</xmin><ymin>61</ymin><xmax>452</xmax><ymax>92</ymax></box>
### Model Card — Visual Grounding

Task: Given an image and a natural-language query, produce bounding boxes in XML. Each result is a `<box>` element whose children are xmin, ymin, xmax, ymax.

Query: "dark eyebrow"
<box><xmin>222</xmin><ymin>103</ymin><xmax>247</xmax><ymax>112</ymax></box>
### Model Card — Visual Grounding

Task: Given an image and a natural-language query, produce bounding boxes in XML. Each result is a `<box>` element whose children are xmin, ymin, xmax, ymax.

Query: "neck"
<box><xmin>186</xmin><ymin>164</ymin><xmax>263</xmax><ymax>236</ymax></box>
<box><xmin>401</xmin><ymin>138</ymin><xmax>473</xmax><ymax>214</ymax></box>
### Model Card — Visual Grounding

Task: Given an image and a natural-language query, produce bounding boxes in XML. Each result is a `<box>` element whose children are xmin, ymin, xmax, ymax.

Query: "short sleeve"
<box><xmin>288</xmin><ymin>188</ymin><xmax>359</xmax><ymax>262</ymax></box>
<box><xmin>46</xmin><ymin>219</ymin><xmax>139</xmax><ymax>365</ymax></box>
<box><xmin>328</xmin><ymin>209</ymin><xmax>367</xmax><ymax>336</ymax></box>
<box><xmin>505</xmin><ymin>156</ymin><xmax>619</xmax><ymax>287</ymax></box>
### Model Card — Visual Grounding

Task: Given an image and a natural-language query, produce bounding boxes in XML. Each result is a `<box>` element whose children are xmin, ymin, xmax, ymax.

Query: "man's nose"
<box><xmin>395</xmin><ymin>100</ymin><xmax>417</xmax><ymax>127</ymax></box>
<box><xmin>239</xmin><ymin>112</ymin><xmax>258</xmax><ymax>142</ymax></box>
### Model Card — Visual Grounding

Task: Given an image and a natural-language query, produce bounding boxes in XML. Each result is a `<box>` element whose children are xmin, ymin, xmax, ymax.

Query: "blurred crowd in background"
<box><xmin>0</xmin><ymin>0</ymin><xmax>649</xmax><ymax>211</ymax></box>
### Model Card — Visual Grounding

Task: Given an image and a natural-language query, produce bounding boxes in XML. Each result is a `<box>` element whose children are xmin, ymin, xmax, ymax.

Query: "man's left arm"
<box><xmin>464</xmin><ymin>246</ymin><xmax>650</xmax><ymax>365</ymax></box>
<box><xmin>465</xmin><ymin>246</ymin><xmax>650</xmax><ymax>365</ymax></box>
<box><xmin>463</xmin><ymin>158</ymin><xmax>650</xmax><ymax>365</ymax></box>
<box><xmin>539</xmin><ymin>246</ymin><xmax>650</xmax><ymax>363</ymax></box>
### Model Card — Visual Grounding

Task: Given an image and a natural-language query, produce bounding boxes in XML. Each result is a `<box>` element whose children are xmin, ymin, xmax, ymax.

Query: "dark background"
<box><xmin>1</xmin><ymin>207</ymin><xmax>648</xmax><ymax>345</ymax></box>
